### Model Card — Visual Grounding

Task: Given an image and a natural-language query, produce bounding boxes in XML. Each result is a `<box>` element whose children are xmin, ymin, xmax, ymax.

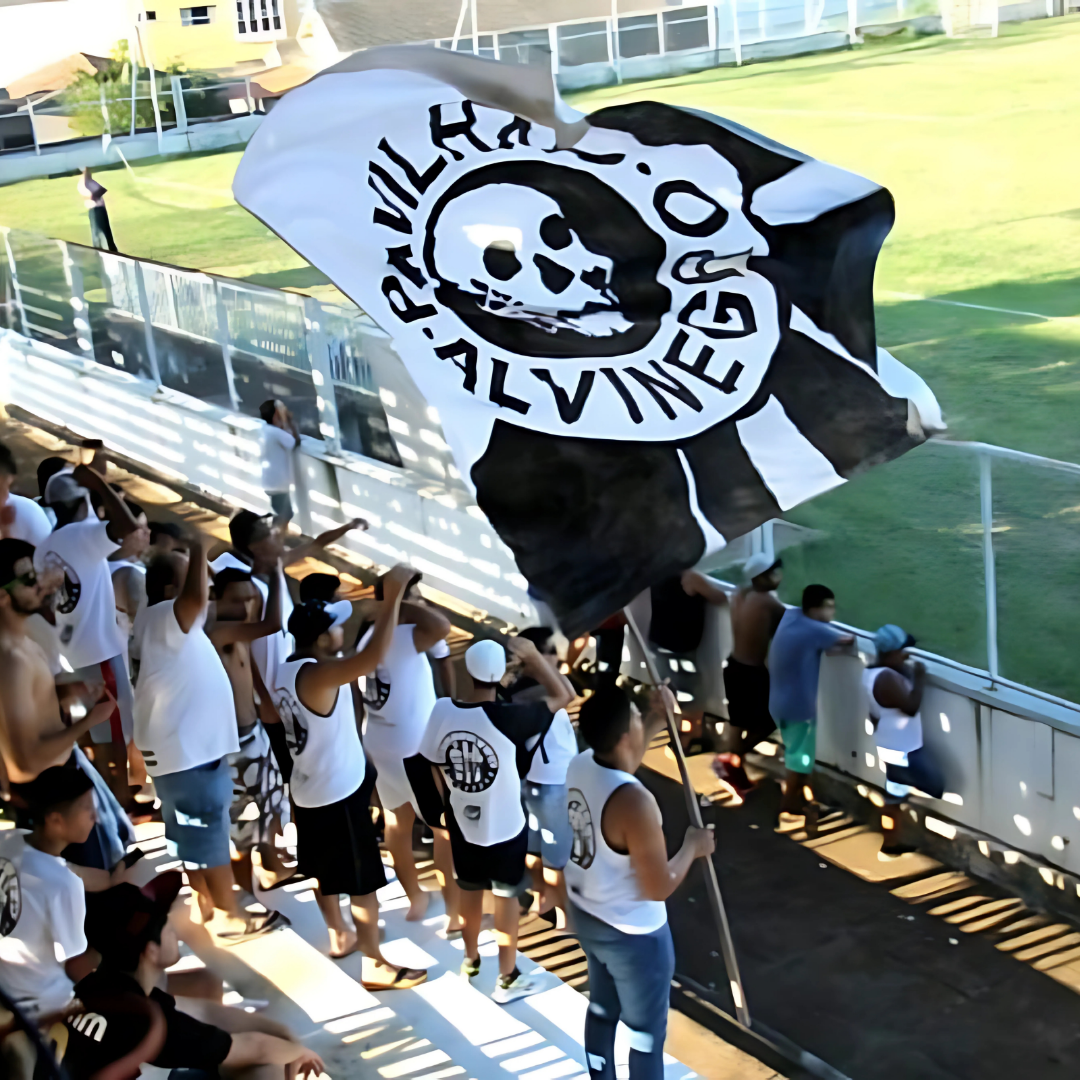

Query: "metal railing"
<box><xmin>0</xmin><ymin>77</ymin><xmax>268</xmax><ymax>156</ymax></box>
<box><xmin>0</xmin><ymin>226</ymin><xmax>460</xmax><ymax>490</ymax></box>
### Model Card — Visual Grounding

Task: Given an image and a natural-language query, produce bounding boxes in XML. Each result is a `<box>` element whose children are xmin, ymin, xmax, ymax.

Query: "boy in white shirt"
<box><xmin>259</xmin><ymin>399</ymin><xmax>299</xmax><ymax>527</ymax></box>
<box><xmin>0</xmin><ymin>766</ymin><xmax>96</xmax><ymax>1017</ymax></box>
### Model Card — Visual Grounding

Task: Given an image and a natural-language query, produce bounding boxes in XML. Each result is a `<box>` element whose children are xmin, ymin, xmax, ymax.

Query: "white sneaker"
<box><xmin>491</xmin><ymin>971</ymin><xmax>542</xmax><ymax>1004</ymax></box>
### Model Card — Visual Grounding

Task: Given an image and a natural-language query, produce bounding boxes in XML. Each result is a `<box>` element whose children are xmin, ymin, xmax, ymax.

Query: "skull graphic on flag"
<box><xmin>235</xmin><ymin>48</ymin><xmax>943</xmax><ymax>636</ymax></box>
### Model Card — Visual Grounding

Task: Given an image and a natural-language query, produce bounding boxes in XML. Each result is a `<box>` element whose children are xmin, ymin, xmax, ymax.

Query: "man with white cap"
<box><xmin>713</xmin><ymin>554</ymin><xmax>785</xmax><ymax>798</ymax></box>
<box><xmin>864</xmin><ymin>624</ymin><xmax>945</xmax><ymax>857</ymax></box>
<box><xmin>272</xmin><ymin>567</ymin><xmax>428</xmax><ymax>988</ymax></box>
<box><xmin>36</xmin><ymin>464</ymin><xmax>141</xmax><ymax>805</ymax></box>
<box><xmin>419</xmin><ymin>634</ymin><xmax>574</xmax><ymax>1003</ymax></box>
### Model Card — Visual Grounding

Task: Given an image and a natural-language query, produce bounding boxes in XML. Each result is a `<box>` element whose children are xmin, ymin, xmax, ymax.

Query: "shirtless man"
<box><xmin>712</xmin><ymin>554</ymin><xmax>786</xmax><ymax>799</ymax></box>
<box><xmin>0</xmin><ymin>539</ymin><xmax>115</xmax><ymax>787</ymax></box>
<box><xmin>209</xmin><ymin>565</ymin><xmax>291</xmax><ymax>892</ymax></box>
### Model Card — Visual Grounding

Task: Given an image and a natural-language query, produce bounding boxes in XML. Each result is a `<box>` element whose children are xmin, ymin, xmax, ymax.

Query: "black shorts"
<box><xmin>293</xmin><ymin>757</ymin><xmax>387</xmax><ymax>897</ymax></box>
<box><xmin>447</xmin><ymin>811</ymin><xmax>528</xmax><ymax>896</ymax></box>
<box><xmin>724</xmin><ymin>656</ymin><xmax>775</xmax><ymax>745</ymax></box>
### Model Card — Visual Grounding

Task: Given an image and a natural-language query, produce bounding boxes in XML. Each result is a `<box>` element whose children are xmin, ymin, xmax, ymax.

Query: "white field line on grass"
<box><xmin>881</xmin><ymin>290</ymin><xmax>1079</xmax><ymax>323</ymax></box>
<box><xmin>109</xmin><ymin>145</ymin><xmax>233</xmax><ymax>199</ymax></box>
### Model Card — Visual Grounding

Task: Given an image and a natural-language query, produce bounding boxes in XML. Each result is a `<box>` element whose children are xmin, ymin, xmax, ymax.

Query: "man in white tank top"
<box><xmin>864</xmin><ymin>624</ymin><xmax>945</xmax><ymax>857</ymax></box>
<box><xmin>356</xmin><ymin>579</ymin><xmax>456</xmax><ymax>927</ymax></box>
<box><xmin>565</xmin><ymin>684</ymin><xmax>715</xmax><ymax>1080</ymax></box>
<box><xmin>273</xmin><ymin>565</ymin><xmax>428</xmax><ymax>990</ymax></box>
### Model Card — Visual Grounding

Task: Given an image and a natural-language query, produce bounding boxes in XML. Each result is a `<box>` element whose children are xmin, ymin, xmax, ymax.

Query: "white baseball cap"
<box><xmin>744</xmin><ymin>553</ymin><xmax>782</xmax><ymax>581</ymax></box>
<box><xmin>465</xmin><ymin>639</ymin><xmax>507</xmax><ymax>684</ymax></box>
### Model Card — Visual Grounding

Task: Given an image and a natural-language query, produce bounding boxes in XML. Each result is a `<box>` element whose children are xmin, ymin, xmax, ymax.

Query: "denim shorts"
<box><xmin>268</xmin><ymin>491</ymin><xmax>294</xmax><ymax>523</ymax></box>
<box><xmin>155</xmin><ymin>758</ymin><xmax>232</xmax><ymax>869</ymax></box>
<box><xmin>523</xmin><ymin>781</ymin><xmax>572</xmax><ymax>869</ymax></box>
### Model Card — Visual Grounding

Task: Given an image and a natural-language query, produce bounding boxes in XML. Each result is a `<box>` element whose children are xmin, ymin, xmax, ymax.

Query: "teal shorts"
<box><xmin>778</xmin><ymin>720</ymin><xmax>816</xmax><ymax>774</ymax></box>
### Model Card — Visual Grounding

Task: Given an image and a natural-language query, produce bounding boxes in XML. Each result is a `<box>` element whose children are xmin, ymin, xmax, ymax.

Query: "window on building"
<box><xmin>145</xmin><ymin>9</ymin><xmax>157</xmax><ymax>18</ymax></box>
<box><xmin>235</xmin><ymin>0</ymin><xmax>280</xmax><ymax>34</ymax></box>
<box><xmin>180</xmin><ymin>5</ymin><xmax>214</xmax><ymax>25</ymax></box>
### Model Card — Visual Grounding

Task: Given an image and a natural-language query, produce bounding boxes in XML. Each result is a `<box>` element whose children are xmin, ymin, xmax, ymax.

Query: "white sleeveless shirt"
<box><xmin>564</xmin><ymin>750</ymin><xmax>668</xmax><ymax>935</ymax></box>
<box><xmin>863</xmin><ymin>665</ymin><xmax>923</xmax><ymax>765</ymax></box>
<box><xmin>274</xmin><ymin>658</ymin><xmax>366</xmax><ymax>808</ymax></box>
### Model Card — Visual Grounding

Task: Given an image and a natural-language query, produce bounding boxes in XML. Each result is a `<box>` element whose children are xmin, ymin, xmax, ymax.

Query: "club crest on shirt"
<box><xmin>0</xmin><ymin>858</ymin><xmax>21</xmax><ymax>936</ymax></box>
<box><xmin>437</xmin><ymin>729</ymin><xmax>499</xmax><ymax>793</ymax></box>
<box><xmin>40</xmin><ymin>552</ymin><xmax>81</xmax><ymax>615</ymax></box>
<box><xmin>567</xmin><ymin>788</ymin><xmax>596</xmax><ymax>870</ymax></box>
<box><xmin>272</xmin><ymin>689</ymin><xmax>308</xmax><ymax>756</ymax></box>
<box><xmin>361</xmin><ymin>666</ymin><xmax>391</xmax><ymax>711</ymax></box>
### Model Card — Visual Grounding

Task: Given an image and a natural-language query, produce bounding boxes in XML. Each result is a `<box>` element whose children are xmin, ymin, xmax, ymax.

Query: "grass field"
<box><xmin>2</xmin><ymin>17</ymin><xmax>1080</xmax><ymax>696</ymax></box>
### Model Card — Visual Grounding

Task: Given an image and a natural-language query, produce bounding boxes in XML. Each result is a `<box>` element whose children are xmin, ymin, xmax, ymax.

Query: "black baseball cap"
<box><xmin>229</xmin><ymin>509</ymin><xmax>273</xmax><ymax>554</ymax></box>
<box><xmin>85</xmin><ymin>872</ymin><xmax>184</xmax><ymax>971</ymax></box>
<box><xmin>299</xmin><ymin>572</ymin><xmax>340</xmax><ymax>603</ymax></box>
<box><xmin>288</xmin><ymin>598</ymin><xmax>352</xmax><ymax>648</ymax></box>
<box><xmin>21</xmin><ymin>765</ymin><xmax>94</xmax><ymax>819</ymax></box>
<box><xmin>0</xmin><ymin>538</ymin><xmax>36</xmax><ymax>590</ymax></box>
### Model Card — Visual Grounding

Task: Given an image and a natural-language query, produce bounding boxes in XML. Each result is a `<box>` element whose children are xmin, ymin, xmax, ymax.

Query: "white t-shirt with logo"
<box><xmin>359</xmin><ymin>623</ymin><xmax>437</xmax><ymax>759</ymax></box>
<box><xmin>274</xmin><ymin>658</ymin><xmax>366</xmax><ymax>808</ymax></box>
<box><xmin>3</xmin><ymin>493</ymin><xmax>52</xmax><ymax>547</ymax></box>
<box><xmin>34</xmin><ymin>518</ymin><xmax>124</xmax><ymax>669</ymax></box>
<box><xmin>420</xmin><ymin>698</ymin><xmax>554</xmax><ymax>847</ymax></box>
<box><xmin>0</xmin><ymin>830</ymin><xmax>87</xmax><ymax>1016</ymax></box>
<box><xmin>261</xmin><ymin>424</ymin><xmax>296</xmax><ymax>494</ymax></box>
<box><xmin>132</xmin><ymin>600</ymin><xmax>240</xmax><ymax>777</ymax></box>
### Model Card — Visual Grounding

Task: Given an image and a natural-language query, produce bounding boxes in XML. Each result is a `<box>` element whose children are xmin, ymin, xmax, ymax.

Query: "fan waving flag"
<box><xmin>235</xmin><ymin>47</ymin><xmax>943</xmax><ymax>637</ymax></box>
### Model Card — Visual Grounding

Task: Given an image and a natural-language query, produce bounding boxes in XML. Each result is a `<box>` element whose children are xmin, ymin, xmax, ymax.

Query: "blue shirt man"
<box><xmin>768</xmin><ymin>584</ymin><xmax>853</xmax><ymax>820</ymax></box>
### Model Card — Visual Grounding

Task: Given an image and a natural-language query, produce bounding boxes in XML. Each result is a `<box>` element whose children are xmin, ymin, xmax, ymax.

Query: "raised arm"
<box><xmin>211</xmin><ymin>563</ymin><xmax>284</xmax><ymax>646</ymax></box>
<box><xmin>680</xmin><ymin>569</ymin><xmax>729</xmax><ymax>607</ymax></box>
<box><xmin>507</xmin><ymin>636</ymin><xmax>574</xmax><ymax>713</ymax></box>
<box><xmin>610</xmin><ymin>783</ymin><xmax>715</xmax><ymax>902</ymax></box>
<box><xmin>296</xmin><ymin>564</ymin><xmax>413</xmax><ymax>706</ymax></box>
<box><xmin>282</xmin><ymin>517</ymin><xmax>369</xmax><ymax>567</ymax></box>
<box><xmin>399</xmin><ymin>600</ymin><xmax>451</xmax><ymax>655</ymax></box>
<box><xmin>71</xmin><ymin>464</ymin><xmax>138</xmax><ymax>542</ymax></box>
<box><xmin>174</xmin><ymin>536</ymin><xmax>208</xmax><ymax>634</ymax></box>
<box><xmin>873</xmin><ymin>662</ymin><xmax>926</xmax><ymax>717</ymax></box>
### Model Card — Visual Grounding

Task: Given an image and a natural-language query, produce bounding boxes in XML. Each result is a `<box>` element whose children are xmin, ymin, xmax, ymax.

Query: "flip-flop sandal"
<box><xmin>258</xmin><ymin>871</ymin><xmax>312</xmax><ymax>892</ymax></box>
<box><xmin>218</xmin><ymin>910</ymin><xmax>291</xmax><ymax>945</ymax></box>
<box><xmin>362</xmin><ymin>966</ymin><xmax>428</xmax><ymax>990</ymax></box>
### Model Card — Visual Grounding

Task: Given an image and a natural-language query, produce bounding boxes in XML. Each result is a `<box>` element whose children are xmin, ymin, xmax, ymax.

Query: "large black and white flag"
<box><xmin>235</xmin><ymin>48</ymin><xmax>942</xmax><ymax>636</ymax></box>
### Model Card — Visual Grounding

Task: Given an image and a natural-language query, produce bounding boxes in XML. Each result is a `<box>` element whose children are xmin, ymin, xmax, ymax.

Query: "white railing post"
<box><xmin>4</xmin><ymin>231</ymin><xmax>30</xmax><ymax>338</ymax></box>
<box><xmin>548</xmin><ymin>24</ymin><xmax>560</xmax><ymax>75</ymax></box>
<box><xmin>133</xmin><ymin>261</ymin><xmax>163</xmax><ymax>387</ymax></box>
<box><xmin>171</xmin><ymin>76</ymin><xmax>188</xmax><ymax>133</ymax></box>
<box><xmin>99</xmin><ymin>83</ymin><xmax>111</xmax><ymax>154</ymax></box>
<box><xmin>657</xmin><ymin>11</ymin><xmax>666</xmax><ymax>53</ymax></box>
<box><xmin>471</xmin><ymin>0</ymin><xmax>479</xmax><ymax>54</ymax></box>
<box><xmin>303</xmin><ymin>295</ymin><xmax>342</xmax><ymax>454</ymax></box>
<box><xmin>707</xmin><ymin>0</ymin><xmax>718</xmax><ymax>49</ymax></box>
<box><xmin>25</xmin><ymin>97</ymin><xmax>40</xmax><ymax>155</ymax></box>
<box><xmin>611</xmin><ymin>0</ymin><xmax>622</xmax><ymax>81</ymax></box>
<box><xmin>980</xmin><ymin>452</ymin><xmax>999</xmax><ymax>683</ymax></box>
<box><xmin>129</xmin><ymin>47</ymin><xmax>138</xmax><ymax>137</ymax></box>
<box><xmin>731</xmin><ymin>0</ymin><xmax>743</xmax><ymax>64</ymax></box>
<box><xmin>450</xmin><ymin>0</ymin><xmax>468</xmax><ymax>50</ymax></box>
<box><xmin>213</xmin><ymin>280</ymin><xmax>243</xmax><ymax>413</ymax></box>
<box><xmin>848</xmin><ymin>0</ymin><xmax>859</xmax><ymax>42</ymax></box>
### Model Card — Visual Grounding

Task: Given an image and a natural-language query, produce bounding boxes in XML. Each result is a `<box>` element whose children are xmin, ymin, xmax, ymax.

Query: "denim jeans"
<box><xmin>569</xmin><ymin>903</ymin><xmax>674</xmax><ymax>1080</ymax></box>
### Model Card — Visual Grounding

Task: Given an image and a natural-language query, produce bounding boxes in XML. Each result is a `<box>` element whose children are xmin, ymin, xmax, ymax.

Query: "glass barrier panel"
<box><xmin>618</xmin><ymin>14</ymin><xmax>661</xmax><ymax>56</ymax></box>
<box><xmin>779</xmin><ymin>440</ymin><xmax>988</xmax><ymax>671</ymax></box>
<box><xmin>991</xmin><ymin>457</ymin><xmax>1080</xmax><ymax>704</ymax></box>
<box><xmin>68</xmin><ymin>245</ymin><xmax>157</xmax><ymax>381</ymax></box>
<box><xmin>5</xmin><ymin>231</ymin><xmax>80</xmax><ymax>356</ymax></box>
<box><xmin>0</xmin><ymin>109</ymin><xmax>35</xmax><ymax>153</ymax></box>
<box><xmin>220</xmin><ymin>283</ymin><xmax>320</xmax><ymax>436</ymax></box>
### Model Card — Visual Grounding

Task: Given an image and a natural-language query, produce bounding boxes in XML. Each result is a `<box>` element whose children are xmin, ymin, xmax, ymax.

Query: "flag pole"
<box><xmin>622</xmin><ymin>607</ymin><xmax>751</xmax><ymax>1029</ymax></box>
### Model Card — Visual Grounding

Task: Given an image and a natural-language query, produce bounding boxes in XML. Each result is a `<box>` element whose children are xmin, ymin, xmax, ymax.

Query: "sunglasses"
<box><xmin>2</xmin><ymin>569</ymin><xmax>37</xmax><ymax>592</ymax></box>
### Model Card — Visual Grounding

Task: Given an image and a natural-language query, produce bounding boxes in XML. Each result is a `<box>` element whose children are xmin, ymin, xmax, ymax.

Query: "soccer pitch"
<box><xmin>2</xmin><ymin>16</ymin><xmax>1079</xmax><ymax>696</ymax></box>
